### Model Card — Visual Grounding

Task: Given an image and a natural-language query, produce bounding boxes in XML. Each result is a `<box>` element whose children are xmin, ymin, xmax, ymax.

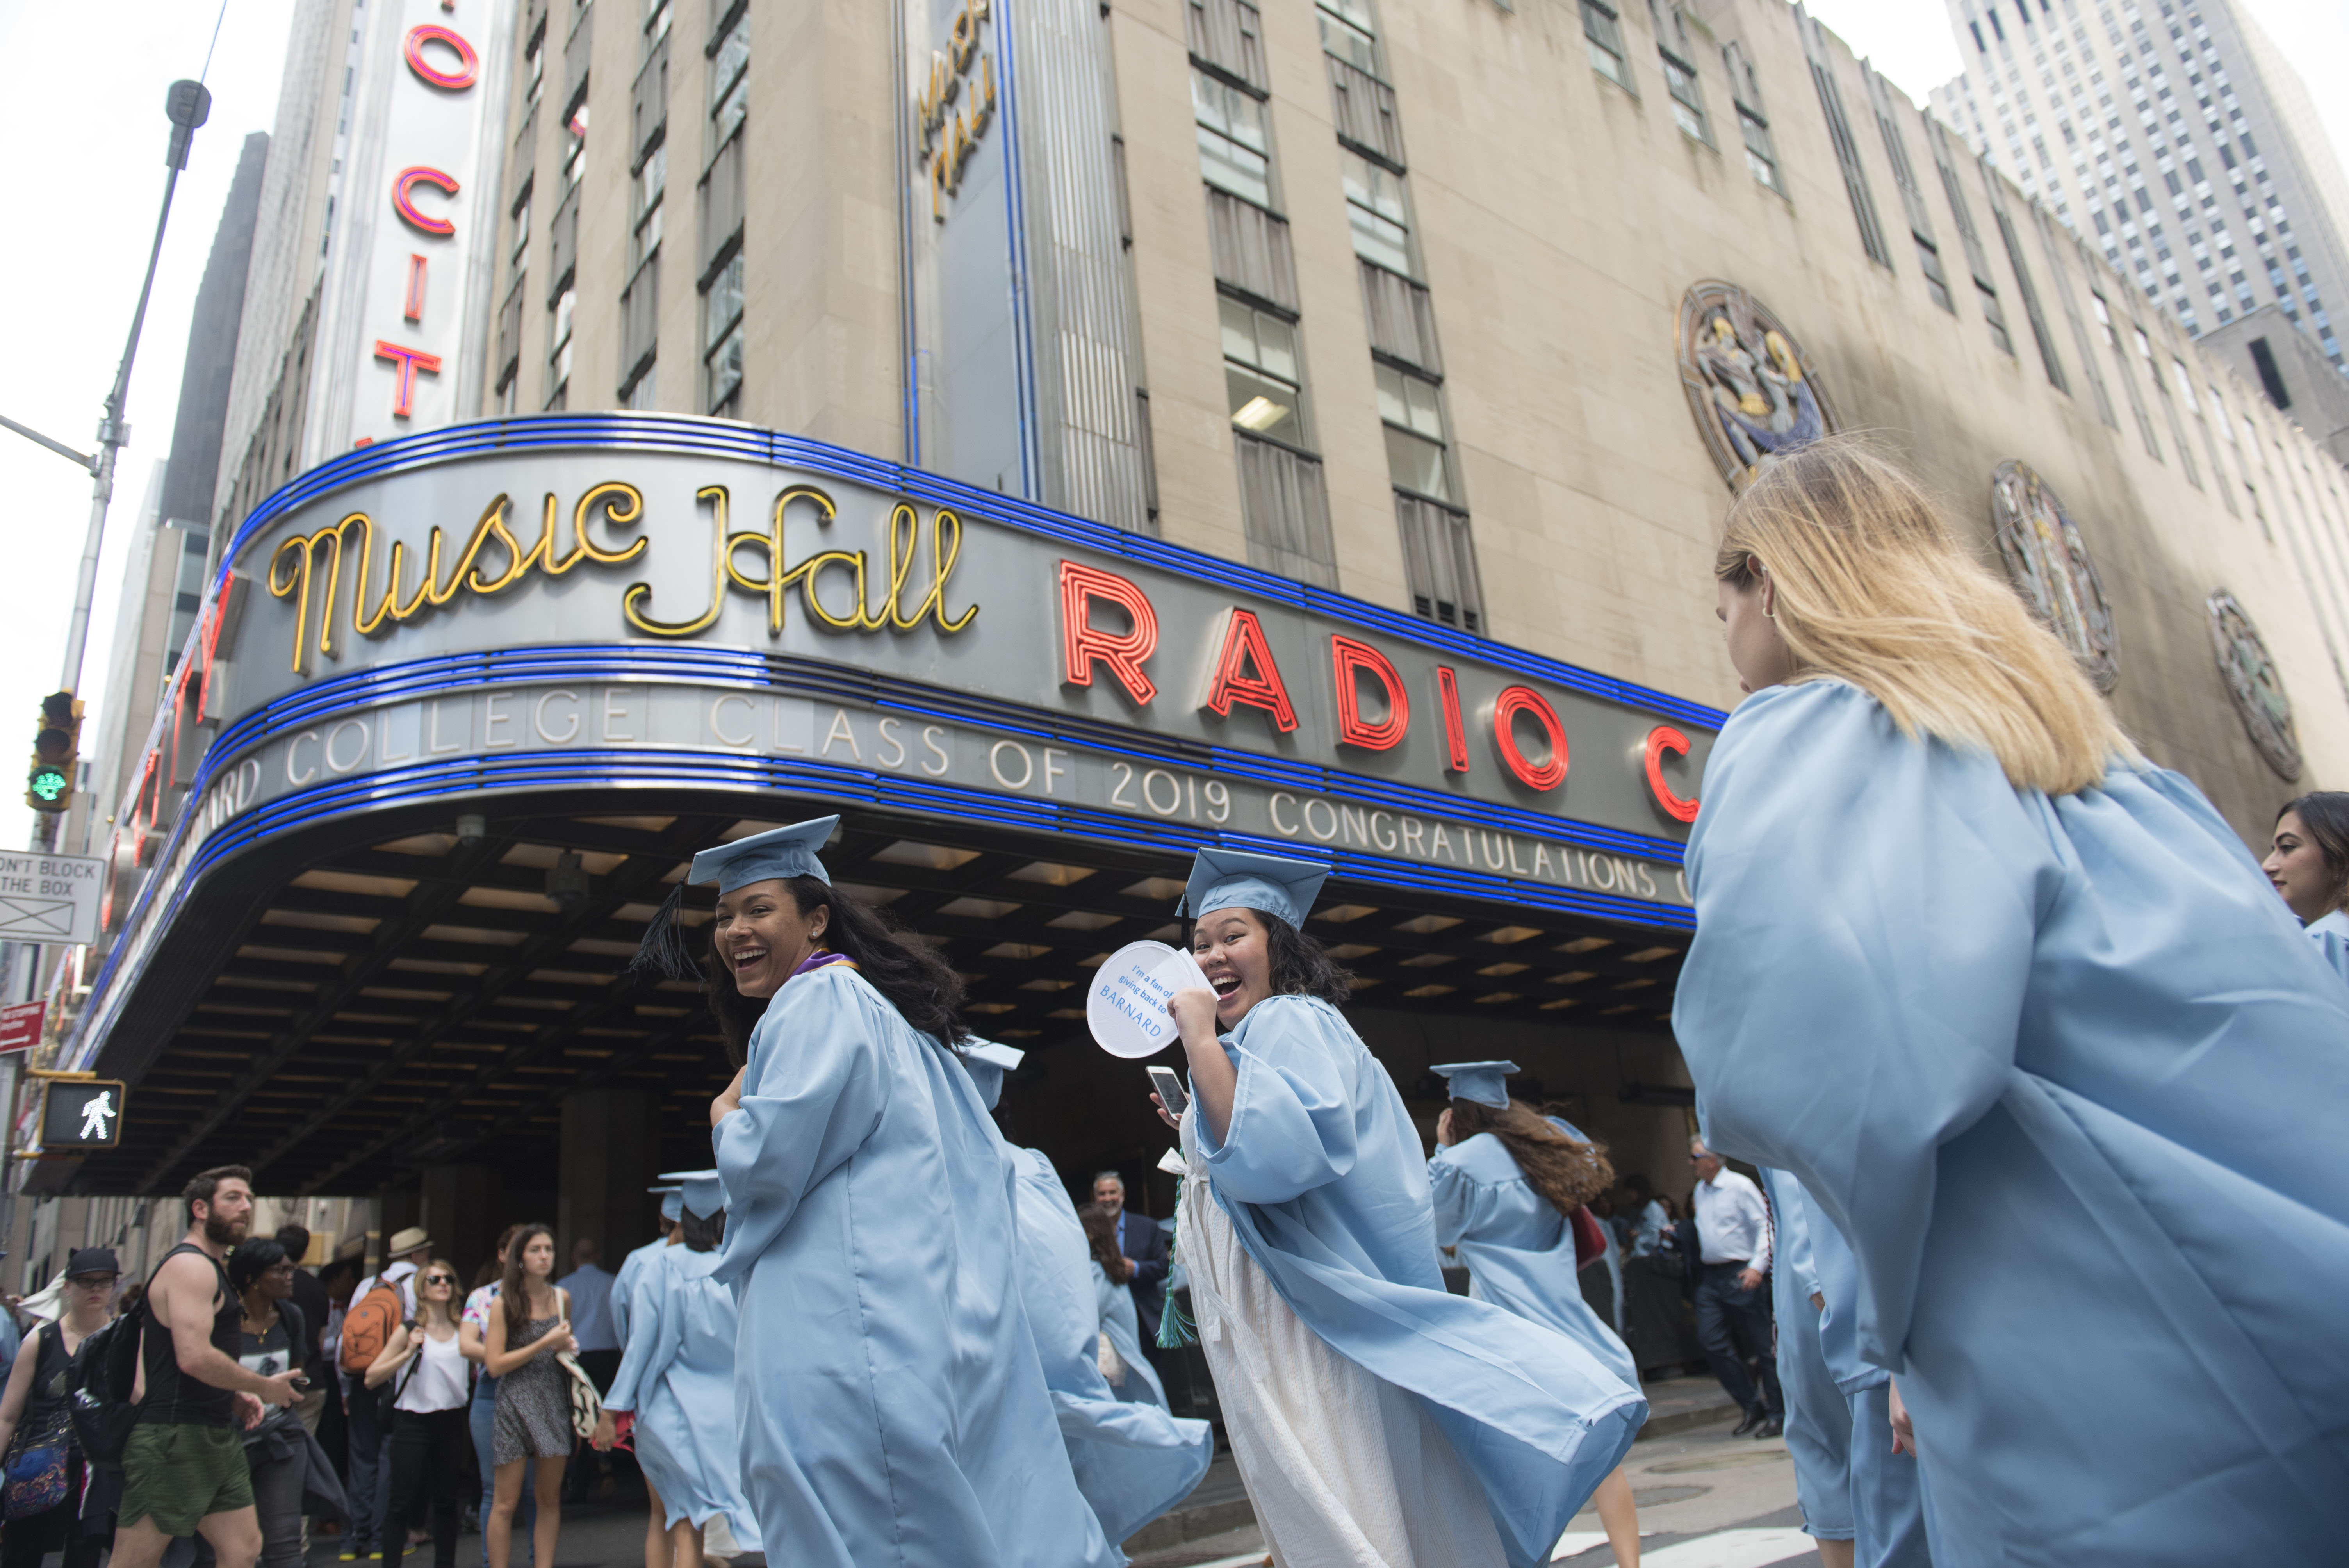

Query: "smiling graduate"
<box><xmin>1158</xmin><ymin>848</ymin><xmax>1647</xmax><ymax>1568</ymax></box>
<box><xmin>650</xmin><ymin>818</ymin><xmax>1116</xmax><ymax>1568</ymax></box>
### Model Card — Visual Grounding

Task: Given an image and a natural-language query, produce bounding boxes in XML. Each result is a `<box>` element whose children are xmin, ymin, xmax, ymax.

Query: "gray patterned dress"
<box><xmin>490</xmin><ymin>1297</ymin><xmax>574</xmax><ymax>1463</ymax></box>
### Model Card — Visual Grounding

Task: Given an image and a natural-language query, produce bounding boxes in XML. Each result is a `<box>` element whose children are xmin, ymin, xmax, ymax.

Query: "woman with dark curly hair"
<box><xmin>2262</xmin><ymin>791</ymin><xmax>2349</xmax><ymax>981</ymax></box>
<box><xmin>1154</xmin><ymin>847</ymin><xmax>1644</xmax><ymax>1568</ymax></box>
<box><xmin>657</xmin><ymin>818</ymin><xmax>1115</xmax><ymax>1568</ymax></box>
<box><xmin>1428</xmin><ymin>1062</ymin><xmax>1640</xmax><ymax>1567</ymax></box>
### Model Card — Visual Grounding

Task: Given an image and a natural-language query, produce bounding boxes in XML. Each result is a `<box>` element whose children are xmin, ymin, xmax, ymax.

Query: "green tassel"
<box><xmin>1155</xmin><ymin>1175</ymin><xmax>1198</xmax><ymax>1349</ymax></box>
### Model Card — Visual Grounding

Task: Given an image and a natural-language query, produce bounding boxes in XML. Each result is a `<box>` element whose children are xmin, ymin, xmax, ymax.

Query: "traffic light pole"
<box><xmin>0</xmin><ymin>83</ymin><xmax>209</xmax><ymax>1014</ymax></box>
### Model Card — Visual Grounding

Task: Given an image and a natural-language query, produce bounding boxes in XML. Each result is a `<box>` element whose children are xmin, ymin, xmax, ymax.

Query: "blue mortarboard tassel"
<box><xmin>1431</xmin><ymin>1060</ymin><xmax>1521</xmax><ymax>1110</ymax></box>
<box><xmin>1178</xmin><ymin>847</ymin><xmax>1332</xmax><ymax>929</ymax></box>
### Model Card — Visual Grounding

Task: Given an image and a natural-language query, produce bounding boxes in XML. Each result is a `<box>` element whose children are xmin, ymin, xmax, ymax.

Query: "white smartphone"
<box><xmin>1148</xmin><ymin>1065</ymin><xmax>1190</xmax><ymax>1118</ymax></box>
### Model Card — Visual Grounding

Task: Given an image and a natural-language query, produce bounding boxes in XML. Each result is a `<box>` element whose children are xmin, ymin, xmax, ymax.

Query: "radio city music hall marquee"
<box><xmin>108</xmin><ymin>431</ymin><xmax>1717</xmax><ymax>963</ymax></box>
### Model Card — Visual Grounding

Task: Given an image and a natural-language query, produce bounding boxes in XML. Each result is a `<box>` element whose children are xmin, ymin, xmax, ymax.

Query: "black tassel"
<box><xmin>627</xmin><ymin>882</ymin><xmax>702</xmax><ymax>980</ymax></box>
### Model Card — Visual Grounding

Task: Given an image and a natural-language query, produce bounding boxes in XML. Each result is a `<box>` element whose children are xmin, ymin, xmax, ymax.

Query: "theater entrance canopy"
<box><xmin>61</xmin><ymin>417</ymin><xmax>1721</xmax><ymax>1199</ymax></box>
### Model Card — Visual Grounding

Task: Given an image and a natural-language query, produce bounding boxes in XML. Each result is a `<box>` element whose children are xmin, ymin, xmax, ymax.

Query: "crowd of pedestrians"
<box><xmin>0</xmin><ymin>1178</ymin><xmax>698</xmax><ymax>1568</ymax></box>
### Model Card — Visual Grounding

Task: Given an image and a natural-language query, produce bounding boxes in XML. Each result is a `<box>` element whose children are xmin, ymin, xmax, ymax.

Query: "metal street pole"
<box><xmin>0</xmin><ymin>80</ymin><xmax>209</xmax><ymax>1027</ymax></box>
<box><xmin>11</xmin><ymin>80</ymin><xmax>211</xmax><ymax>858</ymax></box>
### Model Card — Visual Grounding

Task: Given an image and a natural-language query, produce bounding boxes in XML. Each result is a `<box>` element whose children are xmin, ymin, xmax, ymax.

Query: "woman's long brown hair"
<box><xmin>1449</xmin><ymin>1099</ymin><xmax>1614</xmax><ymax>1217</ymax></box>
<box><xmin>1077</xmin><ymin>1203</ymin><xmax>1133</xmax><ymax>1284</ymax></box>
<box><xmin>500</xmin><ymin>1222</ymin><xmax>556</xmax><ymax>1338</ymax></box>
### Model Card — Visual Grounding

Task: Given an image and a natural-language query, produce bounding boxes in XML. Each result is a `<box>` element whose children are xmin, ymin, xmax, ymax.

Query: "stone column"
<box><xmin>558</xmin><ymin>1088</ymin><xmax>658</xmax><ymax>1267</ymax></box>
<box><xmin>416</xmin><ymin>1164</ymin><xmax>500</xmax><ymax>1282</ymax></box>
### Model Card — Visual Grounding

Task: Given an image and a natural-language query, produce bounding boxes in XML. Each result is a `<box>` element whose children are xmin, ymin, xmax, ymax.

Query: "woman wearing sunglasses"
<box><xmin>369</xmin><ymin>1261</ymin><xmax>472</xmax><ymax>1568</ymax></box>
<box><xmin>0</xmin><ymin>1248</ymin><xmax>118</xmax><ymax>1568</ymax></box>
<box><xmin>229</xmin><ymin>1238</ymin><xmax>312</xmax><ymax>1568</ymax></box>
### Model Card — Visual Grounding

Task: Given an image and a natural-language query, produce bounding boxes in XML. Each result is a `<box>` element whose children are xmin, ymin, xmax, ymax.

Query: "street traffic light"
<box><xmin>27</xmin><ymin>692</ymin><xmax>81</xmax><ymax>813</ymax></box>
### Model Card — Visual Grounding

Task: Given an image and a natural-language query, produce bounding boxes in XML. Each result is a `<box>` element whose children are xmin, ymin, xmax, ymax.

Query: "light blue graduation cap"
<box><xmin>954</xmin><ymin>1038</ymin><xmax>1027</xmax><ymax>1111</ymax></box>
<box><xmin>1432</xmin><ymin>1060</ymin><xmax>1520</xmax><ymax>1110</ymax></box>
<box><xmin>647</xmin><ymin>1183</ymin><xmax>683</xmax><ymax>1224</ymax></box>
<box><xmin>688</xmin><ymin>816</ymin><xmax>839</xmax><ymax>893</ymax></box>
<box><xmin>657</xmin><ymin>1168</ymin><xmax>726</xmax><ymax>1221</ymax></box>
<box><xmin>1178</xmin><ymin>847</ymin><xmax>1331</xmax><ymax>929</ymax></box>
<box><xmin>634</xmin><ymin>816</ymin><xmax>841</xmax><ymax>978</ymax></box>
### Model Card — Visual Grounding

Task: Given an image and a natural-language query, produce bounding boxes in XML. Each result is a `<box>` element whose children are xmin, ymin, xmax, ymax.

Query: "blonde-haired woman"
<box><xmin>368</xmin><ymin>1259</ymin><xmax>471</xmax><ymax>1568</ymax></box>
<box><xmin>1673</xmin><ymin>438</ymin><xmax>2349</xmax><ymax>1568</ymax></box>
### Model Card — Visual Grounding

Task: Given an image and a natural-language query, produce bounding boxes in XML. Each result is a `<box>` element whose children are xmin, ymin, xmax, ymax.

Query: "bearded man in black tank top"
<box><xmin>111</xmin><ymin>1166</ymin><xmax>304</xmax><ymax>1568</ymax></box>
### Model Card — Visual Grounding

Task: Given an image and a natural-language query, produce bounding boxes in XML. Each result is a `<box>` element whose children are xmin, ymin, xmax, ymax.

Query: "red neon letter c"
<box><xmin>392</xmin><ymin>167</ymin><xmax>460</xmax><ymax>236</ymax></box>
<box><xmin>1492</xmin><ymin>686</ymin><xmax>1568</xmax><ymax>791</ymax></box>
<box><xmin>404</xmin><ymin>25</ymin><xmax>479</xmax><ymax>89</ymax></box>
<box><xmin>1644</xmin><ymin>726</ymin><xmax>1701</xmax><ymax>823</ymax></box>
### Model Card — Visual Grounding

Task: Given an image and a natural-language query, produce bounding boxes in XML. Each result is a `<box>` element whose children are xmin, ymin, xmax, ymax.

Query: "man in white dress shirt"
<box><xmin>1688</xmin><ymin>1137</ymin><xmax>1784</xmax><ymax>1438</ymax></box>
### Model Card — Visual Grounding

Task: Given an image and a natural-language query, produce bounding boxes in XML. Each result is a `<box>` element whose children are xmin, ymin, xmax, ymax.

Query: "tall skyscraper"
<box><xmin>1930</xmin><ymin>0</ymin><xmax>2349</xmax><ymax>372</ymax></box>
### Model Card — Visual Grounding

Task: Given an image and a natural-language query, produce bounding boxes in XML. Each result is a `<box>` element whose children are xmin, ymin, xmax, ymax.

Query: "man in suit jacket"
<box><xmin>1092</xmin><ymin>1171</ymin><xmax>1169</xmax><ymax>1336</ymax></box>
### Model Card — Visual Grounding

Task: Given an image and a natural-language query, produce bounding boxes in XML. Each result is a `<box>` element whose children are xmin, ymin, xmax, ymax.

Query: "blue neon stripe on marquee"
<box><xmin>198</xmin><ymin>644</ymin><xmax>1695</xmax><ymax>862</ymax></box>
<box><xmin>214</xmin><ymin>414</ymin><xmax>1730</xmax><ymax>732</ymax></box>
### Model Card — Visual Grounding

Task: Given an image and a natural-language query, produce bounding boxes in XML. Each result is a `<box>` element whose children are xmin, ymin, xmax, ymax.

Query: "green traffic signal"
<box><xmin>25</xmin><ymin>690</ymin><xmax>80</xmax><ymax>813</ymax></box>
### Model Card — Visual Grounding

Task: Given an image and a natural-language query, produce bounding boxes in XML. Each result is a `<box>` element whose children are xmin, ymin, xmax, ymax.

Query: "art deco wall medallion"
<box><xmin>2206</xmin><ymin>588</ymin><xmax>2301</xmax><ymax>780</ymax></box>
<box><xmin>1677</xmin><ymin>281</ymin><xmax>1839</xmax><ymax>490</ymax></box>
<box><xmin>1991</xmin><ymin>459</ymin><xmax>2121</xmax><ymax>693</ymax></box>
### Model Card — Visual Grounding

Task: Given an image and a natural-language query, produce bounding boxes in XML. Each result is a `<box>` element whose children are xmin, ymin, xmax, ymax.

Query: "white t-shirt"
<box><xmin>395</xmin><ymin>1327</ymin><xmax>470</xmax><ymax>1414</ymax></box>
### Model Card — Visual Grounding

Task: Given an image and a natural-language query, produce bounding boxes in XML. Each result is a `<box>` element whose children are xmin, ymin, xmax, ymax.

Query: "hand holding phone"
<box><xmin>1148</xmin><ymin>1065</ymin><xmax>1189</xmax><ymax>1119</ymax></box>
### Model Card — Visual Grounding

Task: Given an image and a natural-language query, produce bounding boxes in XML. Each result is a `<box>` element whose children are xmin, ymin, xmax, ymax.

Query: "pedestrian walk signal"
<box><xmin>26</xmin><ymin>692</ymin><xmax>80</xmax><ymax>814</ymax></box>
<box><xmin>39</xmin><ymin>1079</ymin><xmax>126</xmax><ymax>1150</ymax></box>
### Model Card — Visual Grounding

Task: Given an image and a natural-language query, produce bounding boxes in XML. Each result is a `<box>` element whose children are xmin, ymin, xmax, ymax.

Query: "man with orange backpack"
<box><xmin>338</xmin><ymin>1229</ymin><xmax>433</xmax><ymax>1560</ymax></box>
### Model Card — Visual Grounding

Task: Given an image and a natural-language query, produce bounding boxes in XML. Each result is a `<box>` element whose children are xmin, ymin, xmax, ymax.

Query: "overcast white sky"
<box><xmin>0</xmin><ymin>0</ymin><xmax>2344</xmax><ymax>856</ymax></box>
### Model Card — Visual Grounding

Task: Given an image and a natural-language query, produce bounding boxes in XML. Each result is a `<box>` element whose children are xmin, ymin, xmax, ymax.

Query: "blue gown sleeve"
<box><xmin>602</xmin><ymin>1259</ymin><xmax>673</xmax><ymax>1415</ymax></box>
<box><xmin>1191</xmin><ymin>998</ymin><xmax>1361</xmax><ymax>1206</ymax></box>
<box><xmin>1673</xmin><ymin>681</ymin><xmax>2060</xmax><ymax>1370</ymax></box>
<box><xmin>1426</xmin><ymin>1148</ymin><xmax>1500</xmax><ymax>1253</ymax></box>
<box><xmin>713</xmin><ymin>968</ymin><xmax>892</xmax><ymax>1266</ymax></box>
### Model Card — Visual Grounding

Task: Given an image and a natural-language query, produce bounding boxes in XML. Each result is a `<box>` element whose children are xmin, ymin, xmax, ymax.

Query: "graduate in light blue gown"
<box><xmin>610</xmin><ymin>1186</ymin><xmax>681</xmax><ymax>1347</ymax></box>
<box><xmin>1675</xmin><ymin>442</ymin><xmax>2349</xmax><ymax>1568</ymax></box>
<box><xmin>2259</xmin><ymin>792</ymin><xmax>2349</xmax><ymax>986</ymax></box>
<box><xmin>948</xmin><ymin>1037</ymin><xmax>1216</xmax><ymax>1546</ymax></box>
<box><xmin>1161</xmin><ymin>848</ymin><xmax>1646</xmax><ymax>1568</ymax></box>
<box><xmin>1800</xmin><ymin>1175</ymin><xmax>1932</xmax><ymax>1568</ymax></box>
<box><xmin>654</xmin><ymin>818</ymin><xmax>1116</xmax><ymax>1568</ymax></box>
<box><xmin>1757</xmin><ymin>1167</ymin><xmax>1855</xmax><ymax>1561</ymax></box>
<box><xmin>1076</xmin><ymin>1205</ymin><xmax>1169</xmax><ymax>1408</ymax></box>
<box><xmin>1426</xmin><ymin>1061</ymin><xmax>1644</xmax><ymax>1568</ymax></box>
<box><xmin>593</xmin><ymin>1172</ymin><xmax>760</xmax><ymax>1568</ymax></box>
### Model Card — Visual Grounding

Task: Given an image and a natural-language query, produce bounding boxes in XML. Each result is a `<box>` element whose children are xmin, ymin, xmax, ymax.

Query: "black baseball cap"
<box><xmin>66</xmin><ymin>1248</ymin><xmax>120</xmax><ymax>1279</ymax></box>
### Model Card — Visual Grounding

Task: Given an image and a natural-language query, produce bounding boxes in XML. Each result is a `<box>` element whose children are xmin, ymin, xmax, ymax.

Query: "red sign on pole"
<box><xmin>0</xmin><ymin>1002</ymin><xmax>45</xmax><ymax>1055</ymax></box>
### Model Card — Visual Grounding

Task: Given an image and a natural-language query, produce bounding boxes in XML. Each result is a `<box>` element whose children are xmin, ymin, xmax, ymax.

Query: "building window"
<box><xmin>632</xmin><ymin>143</ymin><xmax>665</xmax><ymax>270</ymax></box>
<box><xmin>1396</xmin><ymin>495</ymin><xmax>1482</xmax><ymax>633</ymax></box>
<box><xmin>1221</xmin><ymin>296</ymin><xmax>1306</xmax><ymax>445</ymax></box>
<box><xmin>709</xmin><ymin>8</ymin><xmax>749</xmax><ymax>151</ymax></box>
<box><xmin>1582</xmin><ymin>0</ymin><xmax>1629</xmax><ymax>87</ymax></box>
<box><xmin>703</xmin><ymin>252</ymin><xmax>744</xmax><ymax>415</ymax></box>
<box><xmin>644</xmin><ymin>0</ymin><xmax>672</xmax><ymax>55</ymax></box>
<box><xmin>563</xmin><ymin>120</ymin><xmax>586</xmax><ymax>190</ymax></box>
<box><xmin>1804</xmin><ymin>25</ymin><xmax>1893</xmax><ymax>269</ymax></box>
<box><xmin>510</xmin><ymin>189</ymin><xmax>531</xmax><ymax>274</ymax></box>
<box><xmin>1340</xmin><ymin>148</ymin><xmax>1409</xmax><ymax>274</ymax></box>
<box><xmin>547</xmin><ymin>287</ymin><xmax>576</xmax><ymax>408</ymax></box>
<box><xmin>1376</xmin><ymin>363</ymin><xmax>1451</xmax><ymax>503</ymax></box>
<box><xmin>1723</xmin><ymin>43</ymin><xmax>1781</xmax><ymax>192</ymax></box>
<box><xmin>1662</xmin><ymin>54</ymin><xmax>1709</xmax><ymax>141</ymax></box>
<box><xmin>526</xmin><ymin>36</ymin><xmax>545</xmax><ymax>105</ymax></box>
<box><xmin>1978</xmin><ymin>280</ymin><xmax>2013</xmax><ymax>354</ymax></box>
<box><xmin>1315</xmin><ymin>0</ymin><xmax>1379</xmax><ymax>75</ymax></box>
<box><xmin>1651</xmin><ymin>4</ymin><xmax>1707</xmax><ymax>141</ymax></box>
<box><xmin>625</xmin><ymin>363</ymin><xmax>658</xmax><ymax>409</ymax></box>
<box><xmin>1194</xmin><ymin>68</ymin><xmax>1272</xmax><ymax>207</ymax></box>
<box><xmin>1915</xmin><ymin>237</ymin><xmax>1954</xmax><ymax>311</ymax></box>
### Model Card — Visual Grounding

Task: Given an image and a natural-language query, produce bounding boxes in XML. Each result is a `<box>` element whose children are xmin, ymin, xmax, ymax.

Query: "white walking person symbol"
<box><xmin>77</xmin><ymin>1090</ymin><xmax>114</xmax><ymax>1141</ymax></box>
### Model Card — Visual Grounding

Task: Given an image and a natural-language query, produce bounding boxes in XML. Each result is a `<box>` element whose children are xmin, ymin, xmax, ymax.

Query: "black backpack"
<box><xmin>64</xmin><ymin>1294</ymin><xmax>148</xmax><ymax>1470</ymax></box>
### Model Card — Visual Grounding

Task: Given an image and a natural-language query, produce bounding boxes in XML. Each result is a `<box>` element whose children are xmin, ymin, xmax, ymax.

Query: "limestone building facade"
<box><xmin>453</xmin><ymin>0</ymin><xmax>2349</xmax><ymax>843</ymax></box>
